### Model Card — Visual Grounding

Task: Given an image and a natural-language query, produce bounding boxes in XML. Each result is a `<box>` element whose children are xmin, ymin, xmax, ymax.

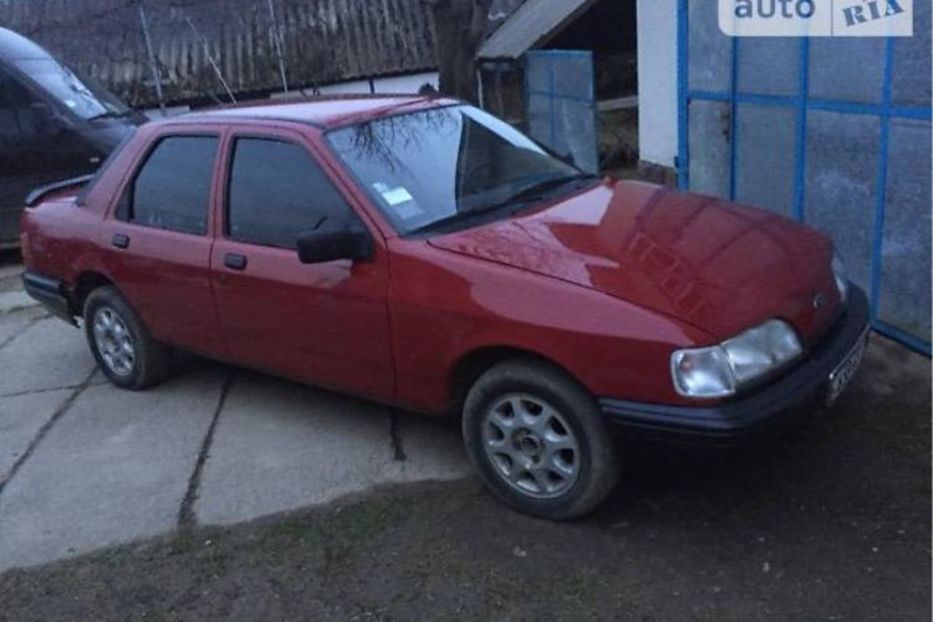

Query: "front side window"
<box><xmin>226</xmin><ymin>137</ymin><xmax>358</xmax><ymax>249</ymax></box>
<box><xmin>327</xmin><ymin>105</ymin><xmax>585</xmax><ymax>235</ymax></box>
<box><xmin>126</xmin><ymin>136</ymin><xmax>218</xmax><ymax>235</ymax></box>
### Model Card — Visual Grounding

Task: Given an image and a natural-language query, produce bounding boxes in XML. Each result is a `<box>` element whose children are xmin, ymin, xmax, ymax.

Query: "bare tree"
<box><xmin>425</xmin><ymin>0</ymin><xmax>492</xmax><ymax>104</ymax></box>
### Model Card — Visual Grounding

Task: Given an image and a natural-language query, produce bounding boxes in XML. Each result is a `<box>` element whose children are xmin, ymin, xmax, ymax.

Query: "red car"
<box><xmin>20</xmin><ymin>96</ymin><xmax>869</xmax><ymax>519</ymax></box>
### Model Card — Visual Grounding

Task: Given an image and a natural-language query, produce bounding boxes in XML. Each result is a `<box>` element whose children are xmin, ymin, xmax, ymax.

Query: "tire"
<box><xmin>462</xmin><ymin>359</ymin><xmax>621</xmax><ymax>520</ymax></box>
<box><xmin>83</xmin><ymin>286</ymin><xmax>171</xmax><ymax>390</ymax></box>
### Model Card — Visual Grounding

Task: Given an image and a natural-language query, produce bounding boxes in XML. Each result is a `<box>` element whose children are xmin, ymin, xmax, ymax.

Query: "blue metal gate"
<box><xmin>525</xmin><ymin>50</ymin><xmax>599</xmax><ymax>174</ymax></box>
<box><xmin>677</xmin><ymin>1</ymin><xmax>932</xmax><ymax>354</ymax></box>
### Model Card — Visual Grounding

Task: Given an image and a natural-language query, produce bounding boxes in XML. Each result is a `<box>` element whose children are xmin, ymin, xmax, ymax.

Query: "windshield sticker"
<box><xmin>373</xmin><ymin>182</ymin><xmax>424</xmax><ymax>220</ymax></box>
<box><xmin>379</xmin><ymin>185</ymin><xmax>414</xmax><ymax>207</ymax></box>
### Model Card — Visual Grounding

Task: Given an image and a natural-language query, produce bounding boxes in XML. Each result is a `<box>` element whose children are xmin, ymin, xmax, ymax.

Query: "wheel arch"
<box><xmin>447</xmin><ymin>345</ymin><xmax>582</xmax><ymax>417</ymax></box>
<box><xmin>71</xmin><ymin>271</ymin><xmax>115</xmax><ymax>315</ymax></box>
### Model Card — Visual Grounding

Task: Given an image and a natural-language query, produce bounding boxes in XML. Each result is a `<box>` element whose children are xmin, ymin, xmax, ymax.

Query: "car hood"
<box><xmin>428</xmin><ymin>180</ymin><xmax>840</xmax><ymax>343</ymax></box>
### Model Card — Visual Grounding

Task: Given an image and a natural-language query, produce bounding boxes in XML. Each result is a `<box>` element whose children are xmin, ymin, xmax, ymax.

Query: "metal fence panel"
<box><xmin>809</xmin><ymin>39</ymin><xmax>886</xmax><ymax>105</ymax></box>
<box><xmin>687</xmin><ymin>99</ymin><xmax>730</xmax><ymax>197</ymax></box>
<box><xmin>678</xmin><ymin>0</ymin><xmax>932</xmax><ymax>354</ymax></box>
<box><xmin>737</xmin><ymin>38</ymin><xmax>799</xmax><ymax>97</ymax></box>
<box><xmin>879</xmin><ymin>119</ymin><xmax>933</xmax><ymax>339</ymax></box>
<box><xmin>892</xmin><ymin>7</ymin><xmax>932</xmax><ymax>107</ymax></box>
<box><xmin>735</xmin><ymin>105</ymin><xmax>796</xmax><ymax>218</ymax></box>
<box><xmin>804</xmin><ymin>111</ymin><xmax>881</xmax><ymax>292</ymax></box>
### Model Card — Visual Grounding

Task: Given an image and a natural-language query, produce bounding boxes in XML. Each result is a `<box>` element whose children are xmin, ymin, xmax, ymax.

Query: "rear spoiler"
<box><xmin>25</xmin><ymin>174</ymin><xmax>96</xmax><ymax>208</ymax></box>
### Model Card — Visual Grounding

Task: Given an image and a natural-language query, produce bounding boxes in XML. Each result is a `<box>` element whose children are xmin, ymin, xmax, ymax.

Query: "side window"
<box><xmin>227</xmin><ymin>137</ymin><xmax>358</xmax><ymax>249</ymax></box>
<box><xmin>0</xmin><ymin>68</ymin><xmax>39</xmax><ymax>141</ymax></box>
<box><xmin>126</xmin><ymin>136</ymin><xmax>218</xmax><ymax>235</ymax></box>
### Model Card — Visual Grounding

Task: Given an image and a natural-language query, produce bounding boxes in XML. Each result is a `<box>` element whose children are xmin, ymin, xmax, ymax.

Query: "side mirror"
<box><xmin>296</xmin><ymin>230</ymin><xmax>374</xmax><ymax>264</ymax></box>
<box><xmin>30</xmin><ymin>102</ymin><xmax>68</xmax><ymax>135</ymax></box>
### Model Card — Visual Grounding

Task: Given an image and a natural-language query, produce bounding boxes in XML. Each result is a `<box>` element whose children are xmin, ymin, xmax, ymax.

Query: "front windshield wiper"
<box><xmin>87</xmin><ymin>110</ymin><xmax>132</xmax><ymax>121</ymax></box>
<box><xmin>498</xmin><ymin>173</ymin><xmax>600</xmax><ymax>206</ymax></box>
<box><xmin>410</xmin><ymin>173</ymin><xmax>600</xmax><ymax>236</ymax></box>
<box><xmin>410</xmin><ymin>201</ymin><xmax>520</xmax><ymax>235</ymax></box>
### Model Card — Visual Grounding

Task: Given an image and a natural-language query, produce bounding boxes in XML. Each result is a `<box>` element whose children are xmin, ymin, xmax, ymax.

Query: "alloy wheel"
<box><xmin>92</xmin><ymin>306</ymin><xmax>136</xmax><ymax>377</ymax></box>
<box><xmin>481</xmin><ymin>393</ymin><xmax>581</xmax><ymax>499</ymax></box>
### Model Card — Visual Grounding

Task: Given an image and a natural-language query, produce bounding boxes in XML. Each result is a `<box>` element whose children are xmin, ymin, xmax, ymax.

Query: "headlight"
<box><xmin>832</xmin><ymin>253</ymin><xmax>848</xmax><ymax>304</ymax></box>
<box><xmin>671</xmin><ymin>320</ymin><xmax>803</xmax><ymax>398</ymax></box>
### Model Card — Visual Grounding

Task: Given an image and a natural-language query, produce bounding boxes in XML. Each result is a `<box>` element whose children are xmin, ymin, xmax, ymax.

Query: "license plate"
<box><xmin>826</xmin><ymin>332</ymin><xmax>868</xmax><ymax>406</ymax></box>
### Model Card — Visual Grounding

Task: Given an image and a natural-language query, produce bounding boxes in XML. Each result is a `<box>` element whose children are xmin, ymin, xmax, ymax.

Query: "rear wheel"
<box><xmin>83</xmin><ymin>286</ymin><xmax>170</xmax><ymax>390</ymax></box>
<box><xmin>462</xmin><ymin>359</ymin><xmax>621</xmax><ymax>520</ymax></box>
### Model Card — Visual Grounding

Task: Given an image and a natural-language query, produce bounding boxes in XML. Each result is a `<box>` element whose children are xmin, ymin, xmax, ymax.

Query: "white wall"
<box><xmin>372</xmin><ymin>72</ymin><xmax>438</xmax><ymax>93</ymax></box>
<box><xmin>272</xmin><ymin>72</ymin><xmax>440</xmax><ymax>99</ymax></box>
<box><xmin>637</xmin><ymin>0</ymin><xmax>678</xmax><ymax>168</ymax></box>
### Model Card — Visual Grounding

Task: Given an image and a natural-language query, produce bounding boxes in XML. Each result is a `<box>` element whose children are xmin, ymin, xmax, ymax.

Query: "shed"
<box><xmin>0</xmin><ymin>0</ymin><xmax>440</xmax><ymax>107</ymax></box>
<box><xmin>477</xmin><ymin>0</ymin><xmax>640</xmax><ymax>175</ymax></box>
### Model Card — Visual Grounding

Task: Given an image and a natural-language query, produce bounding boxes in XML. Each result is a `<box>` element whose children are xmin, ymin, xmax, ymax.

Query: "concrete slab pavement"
<box><xmin>195</xmin><ymin>372</ymin><xmax>470</xmax><ymax>526</ymax></box>
<box><xmin>0</xmin><ymin>389</ymin><xmax>72</xmax><ymax>484</ymax></box>
<box><xmin>0</xmin><ymin>290</ymin><xmax>35</xmax><ymax>315</ymax></box>
<box><xmin>0</xmin><ymin>306</ymin><xmax>46</xmax><ymax>350</ymax></box>
<box><xmin>0</xmin><ymin>369</ymin><xmax>225</xmax><ymax>571</ymax></box>
<box><xmin>0</xmin><ymin>298</ymin><xmax>471</xmax><ymax>574</ymax></box>
<box><xmin>0</xmin><ymin>317</ymin><xmax>96</xmax><ymax>396</ymax></box>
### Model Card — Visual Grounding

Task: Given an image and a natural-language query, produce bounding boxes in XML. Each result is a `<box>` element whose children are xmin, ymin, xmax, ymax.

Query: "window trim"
<box><xmin>321</xmin><ymin>103</ymin><xmax>584</xmax><ymax>238</ymax></box>
<box><xmin>116</xmin><ymin>132</ymin><xmax>221</xmax><ymax>237</ymax></box>
<box><xmin>222</xmin><ymin>133</ymin><xmax>366</xmax><ymax>251</ymax></box>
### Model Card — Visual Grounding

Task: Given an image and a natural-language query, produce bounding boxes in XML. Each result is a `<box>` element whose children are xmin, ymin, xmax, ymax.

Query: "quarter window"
<box><xmin>227</xmin><ymin>137</ymin><xmax>358</xmax><ymax>249</ymax></box>
<box><xmin>125</xmin><ymin>136</ymin><xmax>217</xmax><ymax>235</ymax></box>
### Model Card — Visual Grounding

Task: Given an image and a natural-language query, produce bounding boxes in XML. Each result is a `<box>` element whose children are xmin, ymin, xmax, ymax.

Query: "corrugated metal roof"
<box><xmin>0</xmin><ymin>0</ymin><xmax>438</xmax><ymax>107</ymax></box>
<box><xmin>478</xmin><ymin>0</ymin><xmax>598</xmax><ymax>59</ymax></box>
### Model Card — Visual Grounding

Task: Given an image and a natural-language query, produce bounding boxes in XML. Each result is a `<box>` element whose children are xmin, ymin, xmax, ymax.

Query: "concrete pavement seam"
<box><xmin>0</xmin><ymin>368</ymin><xmax>96</xmax><ymax>495</ymax></box>
<box><xmin>0</xmin><ymin>383</ymin><xmax>86</xmax><ymax>400</ymax></box>
<box><xmin>389</xmin><ymin>408</ymin><xmax>407</xmax><ymax>462</ymax></box>
<box><xmin>0</xmin><ymin>313</ymin><xmax>49</xmax><ymax>351</ymax></box>
<box><xmin>177</xmin><ymin>371</ymin><xmax>234</xmax><ymax>530</ymax></box>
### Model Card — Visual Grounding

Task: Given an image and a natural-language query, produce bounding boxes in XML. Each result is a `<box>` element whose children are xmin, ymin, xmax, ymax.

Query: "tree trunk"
<box><xmin>429</xmin><ymin>0</ymin><xmax>491</xmax><ymax>105</ymax></box>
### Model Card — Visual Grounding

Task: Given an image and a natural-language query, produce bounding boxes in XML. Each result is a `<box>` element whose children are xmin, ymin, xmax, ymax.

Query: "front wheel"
<box><xmin>462</xmin><ymin>359</ymin><xmax>621</xmax><ymax>520</ymax></box>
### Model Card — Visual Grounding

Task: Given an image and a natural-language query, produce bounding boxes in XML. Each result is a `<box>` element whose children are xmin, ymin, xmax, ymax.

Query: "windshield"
<box><xmin>327</xmin><ymin>105</ymin><xmax>583</xmax><ymax>235</ymax></box>
<box><xmin>13</xmin><ymin>58</ymin><xmax>130</xmax><ymax>120</ymax></box>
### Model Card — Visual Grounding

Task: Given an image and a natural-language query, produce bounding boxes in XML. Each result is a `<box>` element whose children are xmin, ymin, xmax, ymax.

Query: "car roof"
<box><xmin>0</xmin><ymin>27</ymin><xmax>56</xmax><ymax>61</ymax></box>
<box><xmin>173</xmin><ymin>94</ymin><xmax>461</xmax><ymax>130</ymax></box>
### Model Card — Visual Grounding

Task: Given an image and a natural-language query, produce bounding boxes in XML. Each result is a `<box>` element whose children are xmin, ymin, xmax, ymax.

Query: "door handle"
<box><xmin>111</xmin><ymin>233</ymin><xmax>130</xmax><ymax>249</ymax></box>
<box><xmin>224</xmin><ymin>253</ymin><xmax>248</xmax><ymax>271</ymax></box>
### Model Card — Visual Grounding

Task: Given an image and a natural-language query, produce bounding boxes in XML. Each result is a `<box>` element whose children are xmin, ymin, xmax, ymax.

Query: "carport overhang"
<box><xmin>477</xmin><ymin>0</ymin><xmax>601</xmax><ymax>60</ymax></box>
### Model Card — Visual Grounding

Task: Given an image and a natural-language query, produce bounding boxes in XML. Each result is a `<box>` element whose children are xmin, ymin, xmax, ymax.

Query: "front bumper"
<box><xmin>600</xmin><ymin>284</ymin><xmax>870</xmax><ymax>444</ymax></box>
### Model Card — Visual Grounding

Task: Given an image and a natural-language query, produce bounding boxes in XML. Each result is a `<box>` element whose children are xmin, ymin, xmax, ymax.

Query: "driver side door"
<box><xmin>210</xmin><ymin>129</ymin><xmax>395</xmax><ymax>401</ymax></box>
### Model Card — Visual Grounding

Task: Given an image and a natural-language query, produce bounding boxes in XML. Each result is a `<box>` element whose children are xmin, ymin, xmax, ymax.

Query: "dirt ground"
<box><xmin>0</xmin><ymin>335</ymin><xmax>930</xmax><ymax>621</ymax></box>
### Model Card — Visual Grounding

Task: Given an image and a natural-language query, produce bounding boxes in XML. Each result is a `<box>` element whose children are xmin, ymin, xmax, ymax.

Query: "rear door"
<box><xmin>210</xmin><ymin>128</ymin><xmax>394</xmax><ymax>400</ymax></box>
<box><xmin>98</xmin><ymin>128</ymin><xmax>226</xmax><ymax>358</ymax></box>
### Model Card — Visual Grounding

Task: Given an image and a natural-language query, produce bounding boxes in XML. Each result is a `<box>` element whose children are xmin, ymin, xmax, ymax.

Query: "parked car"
<box><xmin>0</xmin><ymin>27</ymin><xmax>143</xmax><ymax>249</ymax></box>
<box><xmin>19</xmin><ymin>96</ymin><xmax>869</xmax><ymax>519</ymax></box>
